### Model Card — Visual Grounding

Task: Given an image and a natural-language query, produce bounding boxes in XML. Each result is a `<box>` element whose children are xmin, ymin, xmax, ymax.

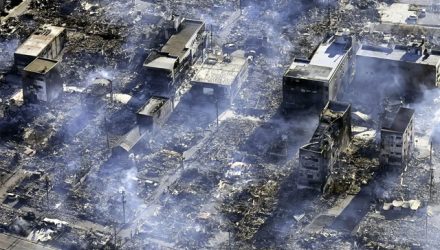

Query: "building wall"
<box><xmin>282</xmin><ymin>78</ymin><xmax>327</xmax><ymax>109</ymax></box>
<box><xmin>299</xmin><ymin>149</ymin><xmax>327</xmax><ymax>187</ymax></box>
<box><xmin>22</xmin><ymin>69</ymin><xmax>62</xmax><ymax>103</ymax></box>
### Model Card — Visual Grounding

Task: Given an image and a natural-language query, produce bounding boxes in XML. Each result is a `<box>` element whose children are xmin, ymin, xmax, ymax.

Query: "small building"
<box><xmin>379</xmin><ymin>107</ymin><xmax>415</xmax><ymax>167</ymax></box>
<box><xmin>136</xmin><ymin>96</ymin><xmax>173</xmax><ymax>133</ymax></box>
<box><xmin>298</xmin><ymin>101</ymin><xmax>352</xmax><ymax>190</ymax></box>
<box><xmin>356</xmin><ymin>41</ymin><xmax>440</xmax><ymax>99</ymax></box>
<box><xmin>190</xmin><ymin>52</ymin><xmax>249</xmax><ymax>105</ymax></box>
<box><xmin>22</xmin><ymin>58</ymin><xmax>62</xmax><ymax>103</ymax></box>
<box><xmin>143</xmin><ymin>18</ymin><xmax>206</xmax><ymax>94</ymax></box>
<box><xmin>14</xmin><ymin>25</ymin><xmax>67</xmax><ymax>71</ymax></box>
<box><xmin>283</xmin><ymin>29</ymin><xmax>356</xmax><ymax>110</ymax></box>
<box><xmin>112</xmin><ymin>126</ymin><xmax>146</xmax><ymax>156</ymax></box>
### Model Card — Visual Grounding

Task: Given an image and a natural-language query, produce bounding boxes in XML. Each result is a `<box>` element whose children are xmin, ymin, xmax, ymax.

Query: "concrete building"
<box><xmin>298</xmin><ymin>101</ymin><xmax>352</xmax><ymax>190</ymax></box>
<box><xmin>14</xmin><ymin>25</ymin><xmax>67</xmax><ymax>71</ymax></box>
<box><xmin>144</xmin><ymin>18</ymin><xmax>206</xmax><ymax>94</ymax></box>
<box><xmin>22</xmin><ymin>58</ymin><xmax>62</xmax><ymax>103</ymax></box>
<box><xmin>356</xmin><ymin>41</ymin><xmax>440</xmax><ymax>99</ymax></box>
<box><xmin>136</xmin><ymin>96</ymin><xmax>173</xmax><ymax>133</ymax></box>
<box><xmin>283</xmin><ymin>29</ymin><xmax>356</xmax><ymax>110</ymax></box>
<box><xmin>380</xmin><ymin>107</ymin><xmax>415</xmax><ymax>167</ymax></box>
<box><xmin>190</xmin><ymin>51</ymin><xmax>249</xmax><ymax>105</ymax></box>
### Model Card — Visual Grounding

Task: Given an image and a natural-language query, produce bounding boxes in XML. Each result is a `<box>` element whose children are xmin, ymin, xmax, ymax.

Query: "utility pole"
<box><xmin>215</xmin><ymin>97</ymin><xmax>219</xmax><ymax>128</ymax></box>
<box><xmin>121</xmin><ymin>191</ymin><xmax>126</xmax><ymax>224</ymax></box>
<box><xmin>430</xmin><ymin>140</ymin><xmax>433</xmax><ymax>165</ymax></box>
<box><xmin>109</xmin><ymin>79</ymin><xmax>113</xmax><ymax>105</ymax></box>
<box><xmin>210</xmin><ymin>24</ymin><xmax>213</xmax><ymax>50</ymax></box>
<box><xmin>44</xmin><ymin>176</ymin><xmax>50</xmax><ymax>210</ymax></box>
<box><xmin>104</xmin><ymin>117</ymin><xmax>110</xmax><ymax>149</ymax></box>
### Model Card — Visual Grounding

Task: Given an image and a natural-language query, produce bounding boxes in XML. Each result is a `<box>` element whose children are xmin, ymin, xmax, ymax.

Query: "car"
<box><xmin>419</xmin><ymin>9</ymin><xmax>426</xmax><ymax>17</ymax></box>
<box><xmin>407</xmin><ymin>14</ymin><xmax>418</xmax><ymax>24</ymax></box>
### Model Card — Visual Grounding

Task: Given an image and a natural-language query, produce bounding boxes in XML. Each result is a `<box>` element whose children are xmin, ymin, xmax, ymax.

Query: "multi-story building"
<box><xmin>380</xmin><ymin>107</ymin><xmax>415</xmax><ymax>167</ymax></box>
<box><xmin>22</xmin><ymin>58</ymin><xmax>62</xmax><ymax>103</ymax></box>
<box><xmin>190</xmin><ymin>51</ymin><xmax>249</xmax><ymax>106</ymax></box>
<box><xmin>14</xmin><ymin>25</ymin><xmax>67</xmax><ymax>71</ymax></box>
<box><xmin>283</xmin><ymin>29</ymin><xmax>356</xmax><ymax>110</ymax></box>
<box><xmin>298</xmin><ymin>101</ymin><xmax>352</xmax><ymax>190</ymax></box>
<box><xmin>143</xmin><ymin>18</ymin><xmax>206</xmax><ymax>95</ymax></box>
<box><xmin>356</xmin><ymin>40</ymin><xmax>440</xmax><ymax>99</ymax></box>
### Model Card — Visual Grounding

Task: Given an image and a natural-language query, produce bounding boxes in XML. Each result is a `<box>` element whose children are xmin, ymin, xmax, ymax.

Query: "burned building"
<box><xmin>283</xmin><ymin>29</ymin><xmax>356</xmax><ymax>110</ymax></box>
<box><xmin>22</xmin><ymin>58</ymin><xmax>62</xmax><ymax>103</ymax></box>
<box><xmin>137</xmin><ymin>96</ymin><xmax>173</xmax><ymax>133</ymax></box>
<box><xmin>356</xmin><ymin>41</ymin><xmax>440</xmax><ymax>99</ymax></box>
<box><xmin>14</xmin><ymin>25</ymin><xmax>67</xmax><ymax>71</ymax></box>
<box><xmin>143</xmin><ymin>18</ymin><xmax>206</xmax><ymax>95</ymax></box>
<box><xmin>190</xmin><ymin>51</ymin><xmax>249</xmax><ymax>105</ymax></box>
<box><xmin>380</xmin><ymin>107</ymin><xmax>415</xmax><ymax>167</ymax></box>
<box><xmin>298</xmin><ymin>101</ymin><xmax>352</xmax><ymax>190</ymax></box>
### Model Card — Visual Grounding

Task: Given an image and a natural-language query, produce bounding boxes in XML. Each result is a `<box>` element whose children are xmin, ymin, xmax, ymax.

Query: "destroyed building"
<box><xmin>22</xmin><ymin>58</ymin><xmax>62</xmax><ymax>103</ymax></box>
<box><xmin>137</xmin><ymin>96</ymin><xmax>173</xmax><ymax>133</ymax></box>
<box><xmin>283</xmin><ymin>29</ymin><xmax>356</xmax><ymax>110</ymax></box>
<box><xmin>14</xmin><ymin>25</ymin><xmax>67</xmax><ymax>71</ymax></box>
<box><xmin>298</xmin><ymin>101</ymin><xmax>352</xmax><ymax>190</ymax></box>
<box><xmin>356</xmin><ymin>41</ymin><xmax>440</xmax><ymax>99</ymax></box>
<box><xmin>190</xmin><ymin>51</ymin><xmax>249</xmax><ymax>105</ymax></box>
<box><xmin>379</xmin><ymin>107</ymin><xmax>415</xmax><ymax>167</ymax></box>
<box><xmin>143</xmin><ymin>17</ymin><xmax>206</xmax><ymax>94</ymax></box>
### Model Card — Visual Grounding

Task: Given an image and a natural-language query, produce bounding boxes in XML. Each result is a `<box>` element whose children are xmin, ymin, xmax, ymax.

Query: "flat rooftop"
<box><xmin>116</xmin><ymin>126</ymin><xmax>145</xmax><ymax>152</ymax></box>
<box><xmin>357</xmin><ymin>44</ymin><xmax>440</xmax><ymax>66</ymax></box>
<box><xmin>285</xmin><ymin>63</ymin><xmax>333</xmax><ymax>82</ymax></box>
<box><xmin>23</xmin><ymin>58</ymin><xmax>59</xmax><ymax>74</ymax></box>
<box><xmin>137</xmin><ymin>96</ymin><xmax>169</xmax><ymax>116</ymax></box>
<box><xmin>286</xmin><ymin>37</ymin><xmax>350</xmax><ymax>82</ymax></box>
<box><xmin>383</xmin><ymin>107</ymin><xmax>415</xmax><ymax>133</ymax></box>
<box><xmin>144</xmin><ymin>57</ymin><xmax>177</xmax><ymax>71</ymax></box>
<box><xmin>15</xmin><ymin>25</ymin><xmax>65</xmax><ymax>57</ymax></box>
<box><xmin>161</xmin><ymin>19</ymin><xmax>204</xmax><ymax>59</ymax></box>
<box><xmin>192</xmin><ymin>55</ymin><xmax>247</xmax><ymax>86</ymax></box>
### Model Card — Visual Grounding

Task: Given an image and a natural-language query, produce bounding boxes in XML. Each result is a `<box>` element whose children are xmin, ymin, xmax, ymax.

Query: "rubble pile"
<box><xmin>222</xmin><ymin>179</ymin><xmax>279</xmax><ymax>240</ymax></box>
<box><xmin>326</xmin><ymin>135</ymin><xmax>380</xmax><ymax>195</ymax></box>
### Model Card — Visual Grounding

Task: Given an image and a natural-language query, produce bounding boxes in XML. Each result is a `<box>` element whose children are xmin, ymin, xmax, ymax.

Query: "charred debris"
<box><xmin>1</xmin><ymin>0</ymin><xmax>440</xmax><ymax>249</ymax></box>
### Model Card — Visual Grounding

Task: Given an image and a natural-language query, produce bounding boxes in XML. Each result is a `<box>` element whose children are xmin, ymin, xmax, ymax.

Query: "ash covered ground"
<box><xmin>1</xmin><ymin>0</ymin><xmax>440</xmax><ymax>249</ymax></box>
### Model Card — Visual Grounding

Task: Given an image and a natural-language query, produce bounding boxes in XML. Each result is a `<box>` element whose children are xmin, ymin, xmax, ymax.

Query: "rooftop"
<box><xmin>137</xmin><ymin>96</ymin><xmax>169</xmax><ymax>117</ymax></box>
<box><xmin>144</xmin><ymin>57</ymin><xmax>177</xmax><ymax>71</ymax></box>
<box><xmin>15</xmin><ymin>25</ymin><xmax>65</xmax><ymax>57</ymax></box>
<box><xmin>383</xmin><ymin>107</ymin><xmax>415</xmax><ymax>133</ymax></box>
<box><xmin>161</xmin><ymin>19</ymin><xmax>204</xmax><ymax>59</ymax></box>
<box><xmin>357</xmin><ymin>44</ymin><xmax>440</xmax><ymax>66</ymax></box>
<box><xmin>115</xmin><ymin>126</ymin><xmax>145</xmax><ymax>153</ymax></box>
<box><xmin>23</xmin><ymin>58</ymin><xmax>59</xmax><ymax>74</ymax></box>
<box><xmin>285</xmin><ymin>35</ymin><xmax>351</xmax><ymax>82</ymax></box>
<box><xmin>191</xmin><ymin>54</ymin><xmax>247</xmax><ymax>86</ymax></box>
